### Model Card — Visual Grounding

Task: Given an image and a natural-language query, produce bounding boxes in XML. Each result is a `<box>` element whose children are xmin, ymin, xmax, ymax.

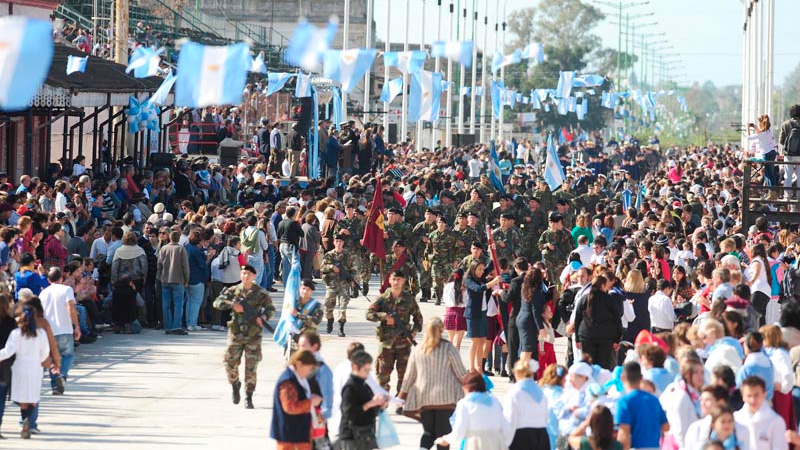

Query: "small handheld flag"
<box><xmin>544</xmin><ymin>135</ymin><xmax>565</xmax><ymax>191</ymax></box>
<box><xmin>66</xmin><ymin>55</ymin><xmax>88</xmax><ymax>75</ymax></box>
<box><xmin>488</xmin><ymin>141</ymin><xmax>506</xmax><ymax>195</ymax></box>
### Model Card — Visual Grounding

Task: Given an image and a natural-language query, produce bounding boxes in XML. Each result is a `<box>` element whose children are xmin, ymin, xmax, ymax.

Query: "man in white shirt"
<box><xmin>572</xmin><ymin>235</ymin><xmax>594</xmax><ymax>267</ymax></box>
<box><xmin>734</xmin><ymin>376</ymin><xmax>787</xmax><ymax>450</ymax></box>
<box><xmin>467</xmin><ymin>154</ymin><xmax>483</xmax><ymax>182</ymax></box>
<box><xmin>89</xmin><ymin>225</ymin><xmax>112</xmax><ymax>260</ymax></box>
<box><xmin>648</xmin><ymin>279</ymin><xmax>676</xmax><ymax>333</ymax></box>
<box><xmin>40</xmin><ymin>267</ymin><xmax>80</xmax><ymax>395</ymax></box>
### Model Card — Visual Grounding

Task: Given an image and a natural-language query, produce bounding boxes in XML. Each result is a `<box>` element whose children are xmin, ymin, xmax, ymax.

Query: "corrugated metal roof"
<box><xmin>46</xmin><ymin>44</ymin><xmax>163</xmax><ymax>94</ymax></box>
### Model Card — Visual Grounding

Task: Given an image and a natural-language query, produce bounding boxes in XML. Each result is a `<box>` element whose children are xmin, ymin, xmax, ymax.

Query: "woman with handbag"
<box><xmin>339</xmin><ymin>350</ymin><xmax>389</xmax><ymax>450</ymax></box>
<box><xmin>270</xmin><ymin>349</ymin><xmax>324</xmax><ymax>450</ymax></box>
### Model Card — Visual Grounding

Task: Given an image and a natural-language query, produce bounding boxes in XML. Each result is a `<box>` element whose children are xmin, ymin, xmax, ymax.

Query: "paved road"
<box><xmin>1</xmin><ymin>278</ymin><xmax>566</xmax><ymax>448</ymax></box>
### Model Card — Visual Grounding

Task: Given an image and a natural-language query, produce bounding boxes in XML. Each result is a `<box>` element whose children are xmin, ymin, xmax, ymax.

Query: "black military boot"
<box><xmin>245</xmin><ymin>393</ymin><xmax>254</xmax><ymax>409</ymax></box>
<box><xmin>338</xmin><ymin>322</ymin><xmax>346</xmax><ymax>337</ymax></box>
<box><xmin>326</xmin><ymin>319</ymin><xmax>334</xmax><ymax>334</ymax></box>
<box><xmin>231</xmin><ymin>380</ymin><xmax>241</xmax><ymax>405</ymax></box>
<box><xmin>420</xmin><ymin>288</ymin><xmax>430</xmax><ymax>303</ymax></box>
<box><xmin>435</xmin><ymin>291</ymin><xmax>442</xmax><ymax>306</ymax></box>
<box><xmin>362</xmin><ymin>281</ymin><xmax>369</xmax><ymax>296</ymax></box>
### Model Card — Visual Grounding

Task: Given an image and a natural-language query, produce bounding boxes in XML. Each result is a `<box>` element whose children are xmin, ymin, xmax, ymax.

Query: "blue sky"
<box><xmin>374</xmin><ymin>0</ymin><xmax>800</xmax><ymax>88</ymax></box>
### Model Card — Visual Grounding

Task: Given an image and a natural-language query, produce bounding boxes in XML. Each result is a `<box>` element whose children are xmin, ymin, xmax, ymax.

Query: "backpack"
<box><xmin>781</xmin><ymin>262</ymin><xmax>800</xmax><ymax>303</ymax></box>
<box><xmin>786</xmin><ymin>121</ymin><xmax>800</xmax><ymax>156</ymax></box>
<box><xmin>240</xmin><ymin>228</ymin><xmax>261</xmax><ymax>257</ymax></box>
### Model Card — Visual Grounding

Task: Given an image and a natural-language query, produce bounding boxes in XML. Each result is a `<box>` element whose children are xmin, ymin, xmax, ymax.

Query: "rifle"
<box><xmin>387</xmin><ymin>311</ymin><xmax>417</xmax><ymax>346</ymax></box>
<box><xmin>235</xmin><ymin>297</ymin><xmax>275</xmax><ymax>333</ymax></box>
<box><xmin>334</xmin><ymin>261</ymin><xmax>366</xmax><ymax>300</ymax></box>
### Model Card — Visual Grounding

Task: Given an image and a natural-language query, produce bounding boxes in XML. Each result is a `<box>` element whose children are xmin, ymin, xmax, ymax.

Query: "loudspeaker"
<box><xmin>453</xmin><ymin>133</ymin><xmax>477</xmax><ymax>147</ymax></box>
<box><xmin>388</xmin><ymin>123</ymin><xmax>398</xmax><ymax>145</ymax></box>
<box><xmin>297</xmin><ymin>97</ymin><xmax>313</xmax><ymax>137</ymax></box>
<box><xmin>150</xmin><ymin>152</ymin><xmax>174</xmax><ymax>173</ymax></box>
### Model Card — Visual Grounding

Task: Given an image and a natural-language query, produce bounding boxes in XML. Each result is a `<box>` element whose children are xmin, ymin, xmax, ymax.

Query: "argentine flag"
<box><xmin>66</xmin><ymin>55</ymin><xmax>88</xmax><ymax>75</ymax></box>
<box><xmin>491</xmin><ymin>49</ymin><xmax>521</xmax><ymax>74</ymax></box>
<box><xmin>147</xmin><ymin>70</ymin><xmax>177</xmax><ymax>106</ymax></box>
<box><xmin>408</xmin><ymin>70</ymin><xmax>443</xmax><ymax>122</ymax></box>
<box><xmin>601</xmin><ymin>92</ymin><xmax>618</xmax><ymax>109</ymax></box>
<box><xmin>491</xmin><ymin>79</ymin><xmax>505</xmax><ymax>119</ymax></box>
<box><xmin>273</xmin><ymin>251</ymin><xmax>302</xmax><ymax>348</ymax></box>
<box><xmin>295</xmin><ymin>73</ymin><xmax>312</xmax><ymax>98</ymax></box>
<box><xmin>488</xmin><ymin>141</ymin><xmax>505</xmax><ymax>195</ymax></box>
<box><xmin>431</xmin><ymin>40</ymin><xmax>473</xmax><ymax>68</ymax></box>
<box><xmin>250</xmin><ymin>52</ymin><xmax>267</xmax><ymax>74</ymax></box>
<box><xmin>379</xmin><ymin>77</ymin><xmax>403</xmax><ymax>103</ymax></box>
<box><xmin>384</xmin><ymin>50</ymin><xmax>427</xmax><ymax>75</ymax></box>
<box><xmin>285</xmin><ymin>18</ymin><xmax>339</xmax><ymax>72</ymax></box>
<box><xmin>544</xmin><ymin>135</ymin><xmax>565</xmax><ymax>191</ymax></box>
<box><xmin>0</xmin><ymin>17</ymin><xmax>53</xmax><ymax>112</ymax></box>
<box><xmin>323</xmin><ymin>48</ymin><xmax>377</xmax><ymax>93</ymax></box>
<box><xmin>175</xmin><ymin>41</ymin><xmax>250</xmax><ymax>108</ymax></box>
<box><xmin>520</xmin><ymin>42</ymin><xmax>545</xmax><ymax>63</ymax></box>
<box><xmin>635</xmin><ymin>185</ymin><xmax>645</xmax><ymax>210</ymax></box>
<box><xmin>621</xmin><ymin>188</ymin><xmax>632</xmax><ymax>212</ymax></box>
<box><xmin>555</xmin><ymin>71</ymin><xmax>575</xmax><ymax>99</ymax></box>
<box><xmin>530</xmin><ymin>90</ymin><xmax>541</xmax><ymax>110</ymax></box>
<box><xmin>265</xmin><ymin>72</ymin><xmax>295</xmax><ymax>96</ymax></box>
<box><xmin>577</xmin><ymin>99</ymin><xmax>588</xmax><ymax>121</ymax></box>
<box><xmin>572</xmin><ymin>74</ymin><xmax>605</xmax><ymax>88</ymax></box>
<box><xmin>126</xmin><ymin>46</ymin><xmax>161</xmax><ymax>78</ymax></box>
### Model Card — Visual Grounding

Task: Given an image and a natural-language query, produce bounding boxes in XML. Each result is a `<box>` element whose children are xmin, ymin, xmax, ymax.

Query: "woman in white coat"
<box><xmin>0</xmin><ymin>305</ymin><xmax>51</xmax><ymax>439</ymax></box>
<box><xmin>503</xmin><ymin>360</ymin><xmax>550</xmax><ymax>450</ymax></box>
<box><xmin>659</xmin><ymin>357</ymin><xmax>704</xmax><ymax>450</ymax></box>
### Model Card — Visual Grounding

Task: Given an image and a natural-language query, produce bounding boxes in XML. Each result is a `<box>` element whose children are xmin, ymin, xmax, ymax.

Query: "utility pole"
<box><xmin>478</xmin><ymin>0</ymin><xmax>488</xmax><ymax>143</ymax></box>
<box><xmin>400</xmin><ymin>0</ymin><xmax>410</xmax><ymax>142</ymax></box>
<box><xmin>498</xmin><ymin>0</ymin><xmax>506</xmax><ymax>144</ymax></box>
<box><xmin>342</xmin><ymin>0</ymin><xmax>350</xmax><ymax>123</ymax></box>
<box><xmin>114</xmin><ymin>0</ymin><xmax>129</xmax><ymax>65</ymax></box>
<box><xmin>445</xmin><ymin>1</ymin><xmax>454</xmax><ymax>147</ymax></box>
<box><xmin>456</xmin><ymin>1</ymin><xmax>466</xmax><ymax>136</ymax></box>
<box><xmin>432</xmin><ymin>0</ymin><xmax>442</xmax><ymax>149</ymax></box>
<box><xmin>363</xmin><ymin>0</ymin><xmax>373</xmax><ymax>125</ymax></box>
<box><xmin>382</xmin><ymin>0</ymin><xmax>390</xmax><ymax>138</ymax></box>
<box><xmin>416</xmin><ymin>0</ymin><xmax>426</xmax><ymax>150</ymax></box>
<box><xmin>468</xmin><ymin>0</ymin><xmax>478</xmax><ymax>135</ymax></box>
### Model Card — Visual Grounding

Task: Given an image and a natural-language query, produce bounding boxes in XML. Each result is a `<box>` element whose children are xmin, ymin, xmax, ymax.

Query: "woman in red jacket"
<box><xmin>43</xmin><ymin>223</ymin><xmax>68</xmax><ymax>270</ymax></box>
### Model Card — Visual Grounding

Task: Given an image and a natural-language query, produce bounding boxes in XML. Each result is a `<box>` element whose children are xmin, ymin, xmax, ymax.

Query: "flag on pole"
<box><xmin>555</xmin><ymin>71</ymin><xmax>575</xmax><ymax>99</ymax></box>
<box><xmin>323</xmin><ymin>48</ymin><xmax>377</xmax><ymax>93</ymax></box>
<box><xmin>0</xmin><ymin>17</ymin><xmax>53</xmax><ymax>112</ymax></box>
<box><xmin>491</xmin><ymin>79</ymin><xmax>505</xmax><ymax>119</ymax></box>
<box><xmin>175</xmin><ymin>41</ymin><xmax>250</xmax><ymax>107</ymax></box>
<box><xmin>295</xmin><ymin>73</ymin><xmax>312</xmax><ymax>98</ymax></box>
<box><xmin>126</xmin><ymin>46</ymin><xmax>161</xmax><ymax>78</ymax></box>
<box><xmin>520</xmin><ymin>42</ymin><xmax>545</xmax><ymax>63</ymax></box>
<box><xmin>285</xmin><ymin>17</ymin><xmax>339</xmax><ymax>72</ymax></box>
<box><xmin>383</xmin><ymin>50</ymin><xmax>427</xmax><ymax>75</ymax></box>
<box><xmin>491</xmin><ymin>49</ymin><xmax>521</xmax><ymax>73</ymax></box>
<box><xmin>635</xmin><ymin>185</ymin><xmax>645</xmax><ymax>211</ymax></box>
<box><xmin>544</xmin><ymin>135</ymin><xmax>565</xmax><ymax>191</ymax></box>
<box><xmin>147</xmin><ymin>70</ymin><xmax>177</xmax><ymax>106</ymax></box>
<box><xmin>621</xmin><ymin>188</ymin><xmax>632</xmax><ymax>212</ymax></box>
<box><xmin>431</xmin><ymin>40</ymin><xmax>474</xmax><ymax>68</ymax></box>
<box><xmin>265</xmin><ymin>72</ymin><xmax>296</xmax><ymax>96</ymax></box>
<box><xmin>250</xmin><ymin>52</ymin><xmax>267</xmax><ymax>74</ymax></box>
<box><xmin>273</xmin><ymin>250</ymin><xmax>303</xmax><ymax>348</ymax></box>
<box><xmin>66</xmin><ymin>55</ymin><xmax>88</xmax><ymax>75</ymax></box>
<box><xmin>488</xmin><ymin>141</ymin><xmax>506</xmax><ymax>195</ymax></box>
<box><xmin>379</xmin><ymin>77</ymin><xmax>403</xmax><ymax>103</ymax></box>
<box><xmin>409</xmin><ymin>70</ymin><xmax>443</xmax><ymax>122</ymax></box>
<box><xmin>361</xmin><ymin>177</ymin><xmax>386</xmax><ymax>260</ymax></box>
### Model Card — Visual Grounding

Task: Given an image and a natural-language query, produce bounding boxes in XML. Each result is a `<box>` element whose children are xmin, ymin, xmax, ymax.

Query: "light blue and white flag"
<box><xmin>522</xmin><ymin>96</ymin><xmax>529</xmax><ymax>104</ymax></box>
<box><xmin>567</xmin><ymin>96</ymin><xmax>577</xmax><ymax>113</ymax></box>
<box><xmin>577</xmin><ymin>99</ymin><xmax>588</xmax><ymax>121</ymax></box>
<box><xmin>285</xmin><ymin>17</ymin><xmax>339</xmax><ymax>72</ymax></box>
<box><xmin>0</xmin><ymin>17</ymin><xmax>53</xmax><ymax>112</ymax></box>
<box><xmin>66</xmin><ymin>55</ymin><xmax>88</xmax><ymax>75</ymax></box>
<box><xmin>491</xmin><ymin>49</ymin><xmax>521</xmax><ymax>74</ymax></box>
<box><xmin>295</xmin><ymin>73</ymin><xmax>312</xmax><ymax>98</ymax></box>
<box><xmin>126</xmin><ymin>46</ymin><xmax>161</xmax><ymax>78</ymax></box>
<box><xmin>441</xmin><ymin>80</ymin><xmax>453</xmax><ymax>91</ymax></box>
<box><xmin>520</xmin><ymin>42</ymin><xmax>545</xmax><ymax>63</ymax></box>
<box><xmin>572</xmin><ymin>74</ymin><xmax>604</xmax><ymax>88</ymax></box>
<box><xmin>635</xmin><ymin>185</ymin><xmax>645</xmax><ymax>210</ymax></box>
<box><xmin>601</xmin><ymin>92</ymin><xmax>618</xmax><ymax>109</ymax></box>
<box><xmin>556</xmin><ymin>98</ymin><xmax>568</xmax><ymax>116</ymax></box>
<box><xmin>332</xmin><ymin>86</ymin><xmax>342</xmax><ymax>130</ymax></box>
<box><xmin>491</xmin><ymin>79</ymin><xmax>505</xmax><ymax>119</ymax></box>
<box><xmin>175</xmin><ymin>41</ymin><xmax>251</xmax><ymax>107</ymax></box>
<box><xmin>265</xmin><ymin>72</ymin><xmax>296</xmax><ymax>96</ymax></box>
<box><xmin>536</xmin><ymin>89</ymin><xmax>549</xmax><ymax>103</ymax></box>
<box><xmin>488</xmin><ymin>141</ymin><xmax>506</xmax><ymax>194</ymax></box>
<box><xmin>147</xmin><ymin>70</ymin><xmax>177</xmax><ymax>106</ymax></box>
<box><xmin>408</xmin><ymin>70</ymin><xmax>443</xmax><ymax>122</ymax></box>
<box><xmin>555</xmin><ymin>71</ymin><xmax>575</xmax><ymax>99</ymax></box>
<box><xmin>544</xmin><ymin>135</ymin><xmax>565</xmax><ymax>191</ymax></box>
<box><xmin>474</xmin><ymin>86</ymin><xmax>484</xmax><ymax>96</ymax></box>
<box><xmin>515</xmin><ymin>93</ymin><xmax>523</xmax><ymax>103</ymax></box>
<box><xmin>384</xmin><ymin>50</ymin><xmax>427</xmax><ymax>74</ymax></box>
<box><xmin>461</xmin><ymin>86</ymin><xmax>471</xmax><ymax>96</ymax></box>
<box><xmin>677</xmin><ymin>95</ymin><xmax>688</xmax><ymax>112</ymax></box>
<box><xmin>273</xmin><ymin>251</ymin><xmax>302</xmax><ymax>348</ymax></box>
<box><xmin>430</xmin><ymin>40</ymin><xmax>473</xmax><ymax>68</ymax></box>
<box><xmin>530</xmin><ymin>90</ymin><xmax>541</xmax><ymax>109</ymax></box>
<box><xmin>380</xmin><ymin>77</ymin><xmax>403</xmax><ymax>103</ymax></box>
<box><xmin>621</xmin><ymin>188</ymin><xmax>632</xmax><ymax>212</ymax></box>
<box><xmin>503</xmin><ymin>89</ymin><xmax>516</xmax><ymax>108</ymax></box>
<box><xmin>323</xmin><ymin>48</ymin><xmax>377</xmax><ymax>93</ymax></box>
<box><xmin>250</xmin><ymin>52</ymin><xmax>267</xmax><ymax>74</ymax></box>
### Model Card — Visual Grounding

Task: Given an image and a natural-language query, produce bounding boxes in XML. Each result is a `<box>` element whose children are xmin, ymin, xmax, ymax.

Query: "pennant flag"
<box><xmin>273</xmin><ymin>250</ymin><xmax>302</xmax><ymax>348</ymax></box>
<box><xmin>474</xmin><ymin>86</ymin><xmax>484</xmax><ymax>96</ymax></box>
<box><xmin>126</xmin><ymin>46</ymin><xmax>161</xmax><ymax>78</ymax></box>
<box><xmin>361</xmin><ymin>177</ymin><xmax>386</xmax><ymax>260</ymax></box>
<box><xmin>294</xmin><ymin>73</ymin><xmax>312</xmax><ymax>98</ymax></box>
<box><xmin>557</xmin><ymin>98</ymin><xmax>568</xmax><ymax>116</ymax></box>
<box><xmin>522</xmin><ymin>96</ymin><xmax>529</xmax><ymax>104</ymax></box>
<box><xmin>0</xmin><ymin>17</ymin><xmax>53</xmax><ymax>112</ymax></box>
<box><xmin>504</xmin><ymin>89</ymin><xmax>517</xmax><ymax>108</ymax></box>
<box><xmin>572</xmin><ymin>74</ymin><xmax>605</xmax><ymax>88</ymax></box>
<box><xmin>530</xmin><ymin>90</ymin><xmax>541</xmax><ymax>109</ymax></box>
<box><xmin>601</xmin><ymin>92</ymin><xmax>618</xmax><ymax>109</ymax></box>
<box><xmin>567</xmin><ymin>96</ymin><xmax>577</xmax><ymax>113</ymax></box>
<box><xmin>461</xmin><ymin>86</ymin><xmax>471</xmax><ymax>96</ymax></box>
<box><xmin>520</xmin><ymin>42</ymin><xmax>545</xmax><ymax>63</ymax></box>
<box><xmin>621</xmin><ymin>188</ymin><xmax>632</xmax><ymax>212</ymax></box>
<box><xmin>409</xmin><ymin>70</ymin><xmax>443</xmax><ymax>122</ymax></box>
<box><xmin>555</xmin><ymin>71</ymin><xmax>576</xmax><ymax>99</ymax></box>
<box><xmin>66</xmin><ymin>55</ymin><xmax>88</xmax><ymax>75</ymax></box>
<box><xmin>266</xmin><ymin>72</ymin><xmax>295</xmax><ymax>96</ymax></box>
<box><xmin>285</xmin><ymin>17</ymin><xmax>339</xmax><ymax>72</ymax></box>
<box><xmin>147</xmin><ymin>70</ymin><xmax>177</xmax><ymax>106</ymax></box>
<box><xmin>515</xmin><ymin>93</ymin><xmax>523</xmax><ymax>103</ymax></box>
<box><xmin>491</xmin><ymin>79</ymin><xmax>505</xmax><ymax>119</ymax></box>
<box><xmin>175</xmin><ymin>41</ymin><xmax>250</xmax><ymax>108</ymax></box>
<box><xmin>430</xmin><ymin>40</ymin><xmax>474</xmax><ymax>68</ymax></box>
<box><xmin>250</xmin><ymin>52</ymin><xmax>267</xmax><ymax>74</ymax></box>
<box><xmin>379</xmin><ymin>77</ymin><xmax>403</xmax><ymax>103</ymax></box>
<box><xmin>323</xmin><ymin>48</ymin><xmax>377</xmax><ymax>93</ymax></box>
<box><xmin>491</xmin><ymin>49</ymin><xmax>522</xmax><ymax>73</ymax></box>
<box><xmin>488</xmin><ymin>141</ymin><xmax>506</xmax><ymax>194</ymax></box>
<box><xmin>544</xmin><ymin>135</ymin><xmax>565</xmax><ymax>191</ymax></box>
<box><xmin>577</xmin><ymin>99</ymin><xmax>588</xmax><ymax>121</ymax></box>
<box><xmin>384</xmin><ymin>50</ymin><xmax>427</xmax><ymax>74</ymax></box>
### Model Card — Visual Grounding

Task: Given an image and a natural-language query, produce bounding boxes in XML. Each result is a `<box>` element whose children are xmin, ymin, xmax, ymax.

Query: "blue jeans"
<box><xmin>0</xmin><ymin>381</ymin><xmax>6</xmax><ymax>426</ymax></box>
<box><xmin>247</xmin><ymin>255</ymin><xmax>265</xmax><ymax>289</ymax></box>
<box><xmin>50</xmin><ymin>334</ymin><xmax>74</xmax><ymax>389</ymax></box>
<box><xmin>18</xmin><ymin>401</ymin><xmax>38</xmax><ymax>429</ymax></box>
<box><xmin>279</xmin><ymin>243</ymin><xmax>295</xmax><ymax>285</ymax></box>
<box><xmin>161</xmin><ymin>283</ymin><xmax>185</xmax><ymax>331</ymax></box>
<box><xmin>266</xmin><ymin>244</ymin><xmax>276</xmax><ymax>288</ymax></box>
<box><xmin>76</xmin><ymin>303</ymin><xmax>89</xmax><ymax>334</ymax></box>
<box><xmin>185</xmin><ymin>283</ymin><xmax>205</xmax><ymax>327</ymax></box>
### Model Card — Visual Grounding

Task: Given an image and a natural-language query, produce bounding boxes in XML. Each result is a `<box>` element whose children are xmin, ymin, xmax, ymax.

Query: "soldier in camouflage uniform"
<box><xmin>383</xmin><ymin>207</ymin><xmax>412</xmax><ymax>251</ymax></box>
<box><xmin>555</xmin><ymin>199</ymin><xmax>575</xmax><ymax>230</ymax></box>
<box><xmin>458</xmin><ymin>241</ymin><xmax>492</xmax><ymax>271</ymax></box>
<box><xmin>411</xmin><ymin>209</ymin><xmax>438</xmax><ymax>301</ymax></box>
<box><xmin>492</xmin><ymin>213</ymin><xmax>522</xmax><ymax>262</ymax></box>
<box><xmin>521</xmin><ymin>196</ymin><xmax>547</xmax><ymax>262</ymax></box>
<box><xmin>320</xmin><ymin>234</ymin><xmax>356</xmax><ymax>337</ymax></box>
<box><xmin>466</xmin><ymin>212</ymin><xmax>487</xmax><ymax>248</ymax></box>
<box><xmin>489</xmin><ymin>195</ymin><xmax>517</xmax><ymax>227</ymax></box>
<box><xmin>438</xmin><ymin>191</ymin><xmax>458</xmax><ymax>225</ymax></box>
<box><xmin>382</xmin><ymin>241</ymin><xmax>418</xmax><ymax>296</ymax></box>
<box><xmin>213</xmin><ymin>264</ymin><xmax>275</xmax><ymax>409</ymax></box>
<box><xmin>537</xmin><ymin>212</ymin><xmax>575</xmax><ymax>285</ymax></box>
<box><xmin>458</xmin><ymin>189</ymin><xmax>489</xmax><ymax>230</ymax></box>
<box><xmin>335</xmin><ymin>203</ymin><xmax>368</xmax><ymax>294</ymax></box>
<box><xmin>366</xmin><ymin>269</ymin><xmax>423</xmax><ymax>394</ymax></box>
<box><xmin>404</xmin><ymin>191</ymin><xmax>427</xmax><ymax>226</ymax></box>
<box><xmin>531</xmin><ymin>178</ymin><xmax>554</xmax><ymax>213</ymax></box>
<box><xmin>291</xmin><ymin>279</ymin><xmax>324</xmax><ymax>336</ymax></box>
<box><xmin>425</xmin><ymin>216</ymin><xmax>460</xmax><ymax>304</ymax></box>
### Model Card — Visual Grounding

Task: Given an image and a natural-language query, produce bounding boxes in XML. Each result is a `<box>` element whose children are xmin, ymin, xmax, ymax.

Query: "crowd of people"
<box><xmin>1</xmin><ymin>96</ymin><xmax>800</xmax><ymax>449</ymax></box>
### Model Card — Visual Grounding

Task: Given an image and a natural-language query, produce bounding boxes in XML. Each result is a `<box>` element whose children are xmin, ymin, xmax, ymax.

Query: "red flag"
<box><xmin>393</xmin><ymin>191</ymin><xmax>407</xmax><ymax>207</ymax></box>
<box><xmin>361</xmin><ymin>177</ymin><xmax>386</xmax><ymax>260</ymax></box>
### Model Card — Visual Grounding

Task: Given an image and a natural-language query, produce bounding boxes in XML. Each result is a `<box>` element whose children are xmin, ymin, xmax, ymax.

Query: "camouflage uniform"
<box><xmin>458</xmin><ymin>252</ymin><xmax>491</xmax><ymax>271</ymax></box>
<box><xmin>521</xmin><ymin>208</ymin><xmax>547</xmax><ymax>262</ymax></box>
<box><xmin>532</xmin><ymin>188</ymin><xmax>554</xmax><ymax>213</ymax></box>
<box><xmin>438</xmin><ymin>202</ymin><xmax>458</xmax><ymax>225</ymax></box>
<box><xmin>537</xmin><ymin>228</ymin><xmax>575</xmax><ymax>282</ymax></box>
<box><xmin>492</xmin><ymin>226</ymin><xmax>522</xmax><ymax>262</ymax></box>
<box><xmin>366</xmin><ymin>288</ymin><xmax>423</xmax><ymax>393</ymax></box>
<box><xmin>425</xmin><ymin>228</ymin><xmax>459</xmax><ymax>302</ymax></box>
<box><xmin>454</xmin><ymin>224</ymin><xmax>481</xmax><ymax>253</ymax></box>
<box><xmin>411</xmin><ymin>221</ymin><xmax>437</xmax><ymax>297</ymax></box>
<box><xmin>384</xmin><ymin>221</ymin><xmax>413</xmax><ymax>251</ymax></box>
<box><xmin>320</xmin><ymin>248</ymin><xmax>356</xmax><ymax>323</ymax></box>
<box><xmin>404</xmin><ymin>201</ymin><xmax>426</xmax><ymax>226</ymax></box>
<box><xmin>295</xmin><ymin>298</ymin><xmax>324</xmax><ymax>335</ymax></box>
<box><xmin>489</xmin><ymin>207</ymin><xmax>517</xmax><ymax>228</ymax></box>
<box><xmin>383</xmin><ymin>252</ymin><xmax>419</xmax><ymax>296</ymax></box>
<box><xmin>213</xmin><ymin>283</ymin><xmax>275</xmax><ymax>394</ymax></box>
<box><xmin>458</xmin><ymin>201</ymin><xmax>489</xmax><ymax>229</ymax></box>
<box><xmin>335</xmin><ymin>216</ymin><xmax>369</xmax><ymax>284</ymax></box>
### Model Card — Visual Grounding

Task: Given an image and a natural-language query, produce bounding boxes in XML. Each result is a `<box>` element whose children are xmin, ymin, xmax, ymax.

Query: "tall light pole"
<box><xmin>468</xmin><ymin>0</ymin><xmax>478</xmax><ymax>135</ymax></box>
<box><xmin>416</xmin><ymin>0</ymin><xmax>426</xmax><ymax>150</ymax></box>
<box><xmin>401</xmin><ymin>0</ymin><xmax>410</xmax><ymax>142</ymax></box>
<box><xmin>342</xmin><ymin>0</ymin><xmax>350</xmax><ymax>122</ymax></box>
<box><xmin>766</xmin><ymin>0</ymin><xmax>774</xmax><ymax>117</ymax></box>
<box><xmin>457</xmin><ymin>2</ymin><xmax>466</xmax><ymax>136</ymax></box>
<box><xmin>383</xmin><ymin>0</ymin><xmax>391</xmax><ymax>137</ymax></box>
<box><xmin>498</xmin><ymin>0</ymin><xmax>507</xmax><ymax>144</ymax></box>
<box><xmin>596</xmin><ymin>0</ymin><xmax>650</xmax><ymax>90</ymax></box>
<box><xmin>489</xmin><ymin>20</ymin><xmax>498</xmax><ymax>142</ymax></box>
<box><xmin>445</xmin><ymin>1</ymin><xmax>454</xmax><ymax>147</ymax></box>
<box><xmin>478</xmin><ymin>0</ymin><xmax>488</xmax><ymax>143</ymax></box>
<box><xmin>363</xmin><ymin>0</ymin><xmax>373</xmax><ymax>125</ymax></box>
<box><xmin>432</xmin><ymin>0</ymin><xmax>442</xmax><ymax>149</ymax></box>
